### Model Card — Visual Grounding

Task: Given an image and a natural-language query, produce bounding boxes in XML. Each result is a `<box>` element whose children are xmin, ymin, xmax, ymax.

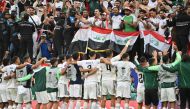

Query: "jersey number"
<box><xmin>139</xmin><ymin>74</ymin><xmax>143</xmax><ymax>83</ymax></box>
<box><xmin>122</xmin><ymin>67</ymin><xmax>125</xmax><ymax>75</ymax></box>
<box><xmin>106</xmin><ymin>65</ymin><xmax>111</xmax><ymax>71</ymax></box>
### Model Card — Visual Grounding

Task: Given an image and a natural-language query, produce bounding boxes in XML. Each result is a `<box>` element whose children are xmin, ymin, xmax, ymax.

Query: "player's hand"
<box><xmin>82</xmin><ymin>75</ymin><xmax>88</xmax><ymax>79</ymax></box>
<box><xmin>126</xmin><ymin>39</ymin><xmax>131</xmax><ymax>46</ymax></box>
<box><xmin>135</xmin><ymin>52</ymin><xmax>138</xmax><ymax>59</ymax></box>
<box><xmin>152</xmin><ymin>50</ymin><xmax>158</xmax><ymax>58</ymax></box>
<box><xmin>158</xmin><ymin>52</ymin><xmax>162</xmax><ymax>57</ymax></box>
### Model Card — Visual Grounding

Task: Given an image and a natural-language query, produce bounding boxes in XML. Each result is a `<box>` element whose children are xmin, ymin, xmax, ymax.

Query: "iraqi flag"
<box><xmin>88</xmin><ymin>27</ymin><xmax>112</xmax><ymax>51</ymax></box>
<box><xmin>142</xmin><ymin>31</ymin><xmax>171</xmax><ymax>55</ymax></box>
<box><xmin>109</xmin><ymin>30</ymin><xmax>139</xmax><ymax>53</ymax></box>
<box><xmin>0</xmin><ymin>0</ymin><xmax>6</xmax><ymax>12</ymax></box>
<box><xmin>68</xmin><ymin>28</ymin><xmax>89</xmax><ymax>54</ymax></box>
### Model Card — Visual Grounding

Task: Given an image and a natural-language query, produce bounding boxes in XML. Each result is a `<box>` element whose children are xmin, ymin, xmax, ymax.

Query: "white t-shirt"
<box><xmin>28</xmin><ymin>15</ymin><xmax>41</xmax><ymax>27</ymax></box>
<box><xmin>148</xmin><ymin>0</ymin><xmax>158</xmax><ymax>8</ymax></box>
<box><xmin>100</xmin><ymin>55</ymin><xmax>121</xmax><ymax>81</ymax></box>
<box><xmin>158</xmin><ymin>19</ymin><xmax>167</xmax><ymax>36</ymax></box>
<box><xmin>58</xmin><ymin>62</ymin><xmax>69</xmax><ymax>84</ymax></box>
<box><xmin>55</xmin><ymin>1</ymin><xmax>63</xmax><ymax>9</ymax></box>
<box><xmin>77</xmin><ymin>59</ymin><xmax>100</xmax><ymax>83</ymax></box>
<box><xmin>1</xmin><ymin>64</ymin><xmax>17</xmax><ymax>88</ymax></box>
<box><xmin>149</xmin><ymin>17</ymin><xmax>160</xmax><ymax>31</ymax></box>
<box><xmin>112</xmin><ymin>61</ymin><xmax>136</xmax><ymax>82</ymax></box>
<box><xmin>88</xmin><ymin>17</ymin><xmax>102</xmax><ymax>27</ymax></box>
<box><xmin>111</xmin><ymin>15</ymin><xmax>123</xmax><ymax>30</ymax></box>
<box><xmin>138</xmin><ymin>20</ymin><xmax>147</xmax><ymax>31</ymax></box>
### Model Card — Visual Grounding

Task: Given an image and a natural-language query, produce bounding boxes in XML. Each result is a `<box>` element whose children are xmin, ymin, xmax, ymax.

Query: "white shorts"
<box><xmin>6</xmin><ymin>88</ymin><xmax>17</xmax><ymax>101</ymax></box>
<box><xmin>0</xmin><ymin>87</ymin><xmax>8</xmax><ymax>102</ymax></box>
<box><xmin>83</xmin><ymin>82</ymin><xmax>97</xmax><ymax>100</ymax></box>
<box><xmin>58</xmin><ymin>83</ymin><xmax>69</xmax><ymax>98</ymax></box>
<box><xmin>16</xmin><ymin>88</ymin><xmax>32</xmax><ymax>104</ymax></box>
<box><xmin>35</xmin><ymin>91</ymin><xmax>49</xmax><ymax>104</ymax></box>
<box><xmin>116</xmin><ymin>82</ymin><xmax>131</xmax><ymax>98</ymax></box>
<box><xmin>102</xmin><ymin>80</ymin><xmax>116</xmax><ymax>96</ymax></box>
<box><xmin>48</xmin><ymin>92</ymin><xmax>58</xmax><ymax>102</ymax></box>
<box><xmin>161</xmin><ymin>87</ymin><xmax>176</xmax><ymax>102</ymax></box>
<box><xmin>136</xmin><ymin>87</ymin><xmax>145</xmax><ymax>103</ymax></box>
<box><xmin>69</xmin><ymin>84</ymin><xmax>82</xmax><ymax>98</ymax></box>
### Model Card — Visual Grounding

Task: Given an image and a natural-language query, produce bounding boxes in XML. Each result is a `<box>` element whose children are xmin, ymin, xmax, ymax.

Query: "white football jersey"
<box><xmin>137</xmin><ymin>71</ymin><xmax>144</xmax><ymax>88</ymax></box>
<box><xmin>0</xmin><ymin>66</ymin><xmax>9</xmax><ymax>88</ymax></box>
<box><xmin>100</xmin><ymin>55</ymin><xmax>121</xmax><ymax>81</ymax></box>
<box><xmin>58</xmin><ymin>62</ymin><xmax>69</xmax><ymax>84</ymax></box>
<box><xmin>77</xmin><ymin>59</ymin><xmax>100</xmax><ymax>83</ymax></box>
<box><xmin>112</xmin><ymin>61</ymin><xmax>136</xmax><ymax>82</ymax></box>
<box><xmin>1</xmin><ymin>64</ymin><xmax>17</xmax><ymax>88</ymax></box>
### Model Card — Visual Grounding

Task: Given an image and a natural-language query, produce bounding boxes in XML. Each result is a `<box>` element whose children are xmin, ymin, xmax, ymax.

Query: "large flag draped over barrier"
<box><xmin>68</xmin><ymin>28</ymin><xmax>89</xmax><ymax>54</ymax></box>
<box><xmin>68</xmin><ymin>27</ymin><xmax>172</xmax><ymax>54</ymax></box>
<box><xmin>88</xmin><ymin>27</ymin><xmax>112</xmax><ymax>51</ymax></box>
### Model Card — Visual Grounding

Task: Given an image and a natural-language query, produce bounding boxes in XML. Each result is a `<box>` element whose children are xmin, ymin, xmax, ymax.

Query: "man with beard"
<box><xmin>75</xmin><ymin>10</ymin><xmax>90</xmax><ymax>28</ymax></box>
<box><xmin>28</xmin><ymin>6</ymin><xmax>41</xmax><ymax>59</ymax></box>
<box><xmin>53</xmin><ymin>12</ymin><xmax>66</xmax><ymax>57</ymax></box>
<box><xmin>158</xmin><ymin>10</ymin><xmax>167</xmax><ymax>37</ymax></box>
<box><xmin>121</xmin><ymin>7</ymin><xmax>137</xmax><ymax>32</ymax></box>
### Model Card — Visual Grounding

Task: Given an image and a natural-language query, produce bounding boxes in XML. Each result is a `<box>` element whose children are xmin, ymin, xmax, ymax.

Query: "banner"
<box><xmin>0</xmin><ymin>0</ymin><xmax>6</xmax><ymax>12</ymax></box>
<box><xmin>110</xmin><ymin>30</ymin><xmax>139</xmax><ymax>53</ymax></box>
<box><xmin>88</xmin><ymin>27</ymin><xmax>112</xmax><ymax>51</ymax></box>
<box><xmin>68</xmin><ymin>28</ymin><xmax>89</xmax><ymax>54</ymax></box>
<box><xmin>68</xmin><ymin>27</ymin><xmax>172</xmax><ymax>54</ymax></box>
<box><xmin>141</xmin><ymin>31</ymin><xmax>171</xmax><ymax>54</ymax></box>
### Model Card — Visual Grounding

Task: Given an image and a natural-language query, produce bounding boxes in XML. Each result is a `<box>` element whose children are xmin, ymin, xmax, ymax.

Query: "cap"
<box><xmin>41</xmin><ymin>33</ymin><xmax>46</xmax><ymax>38</ymax></box>
<box><xmin>123</xmin><ymin>7</ymin><xmax>132</xmax><ymax>12</ymax></box>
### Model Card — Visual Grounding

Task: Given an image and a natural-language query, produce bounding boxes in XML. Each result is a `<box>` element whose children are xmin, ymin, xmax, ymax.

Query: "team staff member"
<box><xmin>17</xmin><ymin>13</ymin><xmax>35</xmax><ymax>61</ymax></box>
<box><xmin>143</xmin><ymin>53</ymin><xmax>159</xmax><ymax>109</ymax></box>
<box><xmin>147</xmin><ymin>46</ymin><xmax>181</xmax><ymax>109</ymax></box>
<box><xmin>162</xmin><ymin>54</ymin><xmax>190</xmax><ymax>109</ymax></box>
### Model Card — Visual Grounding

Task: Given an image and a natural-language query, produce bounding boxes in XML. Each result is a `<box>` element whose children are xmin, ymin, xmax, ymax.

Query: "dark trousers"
<box><xmin>53</xmin><ymin>37</ymin><xmax>63</xmax><ymax>57</ymax></box>
<box><xmin>176</xmin><ymin>35</ymin><xmax>189</xmax><ymax>54</ymax></box>
<box><xmin>19</xmin><ymin>38</ymin><xmax>33</xmax><ymax>61</ymax></box>
<box><xmin>180</xmin><ymin>88</ymin><xmax>190</xmax><ymax>109</ymax></box>
<box><xmin>0</xmin><ymin>40</ymin><xmax>3</xmax><ymax>63</ymax></box>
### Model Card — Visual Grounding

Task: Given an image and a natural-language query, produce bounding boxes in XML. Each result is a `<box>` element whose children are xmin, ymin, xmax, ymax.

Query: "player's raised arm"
<box><xmin>32</xmin><ymin>58</ymin><xmax>47</xmax><ymax>69</ymax></box>
<box><xmin>118</xmin><ymin>40</ymin><xmax>131</xmax><ymax>57</ymax></box>
<box><xmin>171</xmin><ymin>44</ymin><xmax>182</xmax><ymax>66</ymax></box>
<box><xmin>60</xmin><ymin>63</ymin><xmax>69</xmax><ymax>75</ymax></box>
